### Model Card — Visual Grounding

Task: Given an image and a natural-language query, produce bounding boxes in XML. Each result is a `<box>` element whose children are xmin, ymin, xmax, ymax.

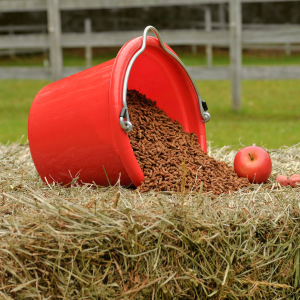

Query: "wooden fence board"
<box><xmin>0</xmin><ymin>31</ymin><xmax>230</xmax><ymax>49</ymax></box>
<box><xmin>242</xmin><ymin>44</ymin><xmax>300</xmax><ymax>51</ymax></box>
<box><xmin>0</xmin><ymin>0</ymin><xmax>226</xmax><ymax>12</ymax></box>
<box><xmin>62</xmin><ymin>30</ymin><xmax>231</xmax><ymax>47</ymax></box>
<box><xmin>1</xmin><ymin>66</ymin><xmax>299</xmax><ymax>80</ymax></box>
<box><xmin>1</xmin><ymin>0</ymin><xmax>299</xmax><ymax>12</ymax></box>
<box><xmin>58</xmin><ymin>0</ymin><xmax>229</xmax><ymax>10</ymax></box>
<box><xmin>0</xmin><ymin>0</ymin><xmax>47</xmax><ymax>12</ymax></box>
<box><xmin>243</xmin><ymin>28</ymin><xmax>300</xmax><ymax>44</ymax></box>
<box><xmin>242</xmin><ymin>66</ymin><xmax>300</xmax><ymax>80</ymax></box>
<box><xmin>0</xmin><ymin>67</ymin><xmax>86</xmax><ymax>79</ymax></box>
<box><xmin>189</xmin><ymin>66</ymin><xmax>300</xmax><ymax>80</ymax></box>
<box><xmin>0</xmin><ymin>34</ymin><xmax>49</xmax><ymax>49</ymax></box>
<box><xmin>187</xmin><ymin>67</ymin><xmax>230</xmax><ymax>80</ymax></box>
<box><xmin>1</xmin><ymin>28</ymin><xmax>299</xmax><ymax>50</ymax></box>
<box><xmin>0</xmin><ymin>67</ymin><xmax>51</xmax><ymax>79</ymax></box>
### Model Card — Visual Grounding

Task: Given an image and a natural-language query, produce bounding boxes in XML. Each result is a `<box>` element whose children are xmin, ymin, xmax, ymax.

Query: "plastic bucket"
<box><xmin>28</xmin><ymin>26</ymin><xmax>210</xmax><ymax>187</ymax></box>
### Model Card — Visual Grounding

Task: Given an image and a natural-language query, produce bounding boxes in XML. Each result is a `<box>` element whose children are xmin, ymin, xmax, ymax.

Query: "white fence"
<box><xmin>1</xmin><ymin>0</ymin><xmax>300</xmax><ymax>11</ymax></box>
<box><xmin>0</xmin><ymin>0</ymin><xmax>300</xmax><ymax>109</ymax></box>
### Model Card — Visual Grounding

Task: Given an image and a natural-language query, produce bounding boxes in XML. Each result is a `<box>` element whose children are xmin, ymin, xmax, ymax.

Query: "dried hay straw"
<box><xmin>0</xmin><ymin>141</ymin><xmax>300</xmax><ymax>299</ymax></box>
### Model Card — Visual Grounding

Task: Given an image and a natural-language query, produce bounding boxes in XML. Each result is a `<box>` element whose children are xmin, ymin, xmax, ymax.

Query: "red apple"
<box><xmin>234</xmin><ymin>146</ymin><xmax>272</xmax><ymax>183</ymax></box>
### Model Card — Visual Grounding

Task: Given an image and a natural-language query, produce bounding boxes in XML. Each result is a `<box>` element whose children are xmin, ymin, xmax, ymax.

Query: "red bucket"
<box><xmin>28</xmin><ymin>26</ymin><xmax>210</xmax><ymax>187</ymax></box>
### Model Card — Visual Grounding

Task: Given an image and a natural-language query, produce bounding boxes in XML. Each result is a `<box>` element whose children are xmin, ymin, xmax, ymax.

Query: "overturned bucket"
<box><xmin>28</xmin><ymin>26</ymin><xmax>211</xmax><ymax>187</ymax></box>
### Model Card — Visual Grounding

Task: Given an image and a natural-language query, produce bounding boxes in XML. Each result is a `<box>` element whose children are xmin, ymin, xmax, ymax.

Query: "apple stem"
<box><xmin>248</xmin><ymin>153</ymin><xmax>254</xmax><ymax>161</ymax></box>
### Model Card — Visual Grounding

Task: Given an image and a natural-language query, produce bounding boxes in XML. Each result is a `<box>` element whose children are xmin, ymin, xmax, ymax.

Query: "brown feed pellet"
<box><xmin>127</xmin><ymin>89</ymin><xmax>251</xmax><ymax>194</ymax></box>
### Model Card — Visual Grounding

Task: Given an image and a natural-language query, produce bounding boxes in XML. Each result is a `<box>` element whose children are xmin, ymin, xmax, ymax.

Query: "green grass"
<box><xmin>201</xmin><ymin>80</ymin><xmax>300</xmax><ymax>149</ymax></box>
<box><xmin>0</xmin><ymin>80</ymin><xmax>50</xmax><ymax>144</ymax></box>
<box><xmin>1</xmin><ymin>79</ymin><xmax>299</xmax><ymax>149</ymax></box>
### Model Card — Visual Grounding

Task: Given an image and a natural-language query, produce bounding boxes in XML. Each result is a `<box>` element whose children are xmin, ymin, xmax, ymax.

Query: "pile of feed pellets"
<box><xmin>127</xmin><ymin>89</ymin><xmax>251</xmax><ymax>194</ymax></box>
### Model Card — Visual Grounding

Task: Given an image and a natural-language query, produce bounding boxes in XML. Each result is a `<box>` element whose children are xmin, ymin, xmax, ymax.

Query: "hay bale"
<box><xmin>0</xmin><ymin>142</ymin><xmax>300</xmax><ymax>299</ymax></box>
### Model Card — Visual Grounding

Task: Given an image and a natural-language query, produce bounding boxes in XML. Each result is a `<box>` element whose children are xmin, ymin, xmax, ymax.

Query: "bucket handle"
<box><xmin>120</xmin><ymin>25</ymin><xmax>211</xmax><ymax>133</ymax></box>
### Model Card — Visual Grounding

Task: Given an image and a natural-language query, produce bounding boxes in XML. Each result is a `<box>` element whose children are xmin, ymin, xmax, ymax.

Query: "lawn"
<box><xmin>0</xmin><ymin>78</ymin><xmax>299</xmax><ymax>149</ymax></box>
<box><xmin>0</xmin><ymin>80</ymin><xmax>50</xmax><ymax>144</ymax></box>
<box><xmin>201</xmin><ymin>80</ymin><xmax>300</xmax><ymax>149</ymax></box>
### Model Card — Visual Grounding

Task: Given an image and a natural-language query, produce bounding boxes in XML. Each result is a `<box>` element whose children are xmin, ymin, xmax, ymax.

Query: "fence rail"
<box><xmin>2</xmin><ymin>66</ymin><xmax>300</xmax><ymax>81</ymax></box>
<box><xmin>1</xmin><ymin>0</ymin><xmax>300</xmax><ymax>12</ymax></box>
<box><xmin>1</xmin><ymin>28</ymin><xmax>300</xmax><ymax>49</ymax></box>
<box><xmin>1</xmin><ymin>0</ymin><xmax>300</xmax><ymax>109</ymax></box>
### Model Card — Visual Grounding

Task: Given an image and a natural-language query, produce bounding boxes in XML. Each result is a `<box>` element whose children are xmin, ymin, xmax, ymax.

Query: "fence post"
<box><xmin>285</xmin><ymin>43</ymin><xmax>291</xmax><ymax>56</ymax></box>
<box><xmin>230</xmin><ymin>0</ymin><xmax>242</xmax><ymax>110</ymax></box>
<box><xmin>47</xmin><ymin>0</ymin><xmax>63</xmax><ymax>81</ymax></box>
<box><xmin>205</xmin><ymin>7</ymin><xmax>212</xmax><ymax>68</ymax></box>
<box><xmin>85</xmin><ymin>18</ymin><xmax>92</xmax><ymax>68</ymax></box>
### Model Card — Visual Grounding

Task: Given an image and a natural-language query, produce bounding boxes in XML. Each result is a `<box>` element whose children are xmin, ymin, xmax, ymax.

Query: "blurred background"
<box><xmin>0</xmin><ymin>0</ymin><xmax>300</xmax><ymax>149</ymax></box>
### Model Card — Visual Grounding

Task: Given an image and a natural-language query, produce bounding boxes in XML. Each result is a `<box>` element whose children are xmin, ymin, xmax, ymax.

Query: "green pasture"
<box><xmin>1</xmin><ymin>78</ymin><xmax>299</xmax><ymax>149</ymax></box>
<box><xmin>0</xmin><ymin>80</ymin><xmax>49</xmax><ymax>145</ymax></box>
<box><xmin>202</xmin><ymin>80</ymin><xmax>300</xmax><ymax>149</ymax></box>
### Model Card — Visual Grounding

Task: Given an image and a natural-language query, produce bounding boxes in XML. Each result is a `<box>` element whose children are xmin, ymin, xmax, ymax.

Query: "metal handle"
<box><xmin>120</xmin><ymin>25</ymin><xmax>211</xmax><ymax>133</ymax></box>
